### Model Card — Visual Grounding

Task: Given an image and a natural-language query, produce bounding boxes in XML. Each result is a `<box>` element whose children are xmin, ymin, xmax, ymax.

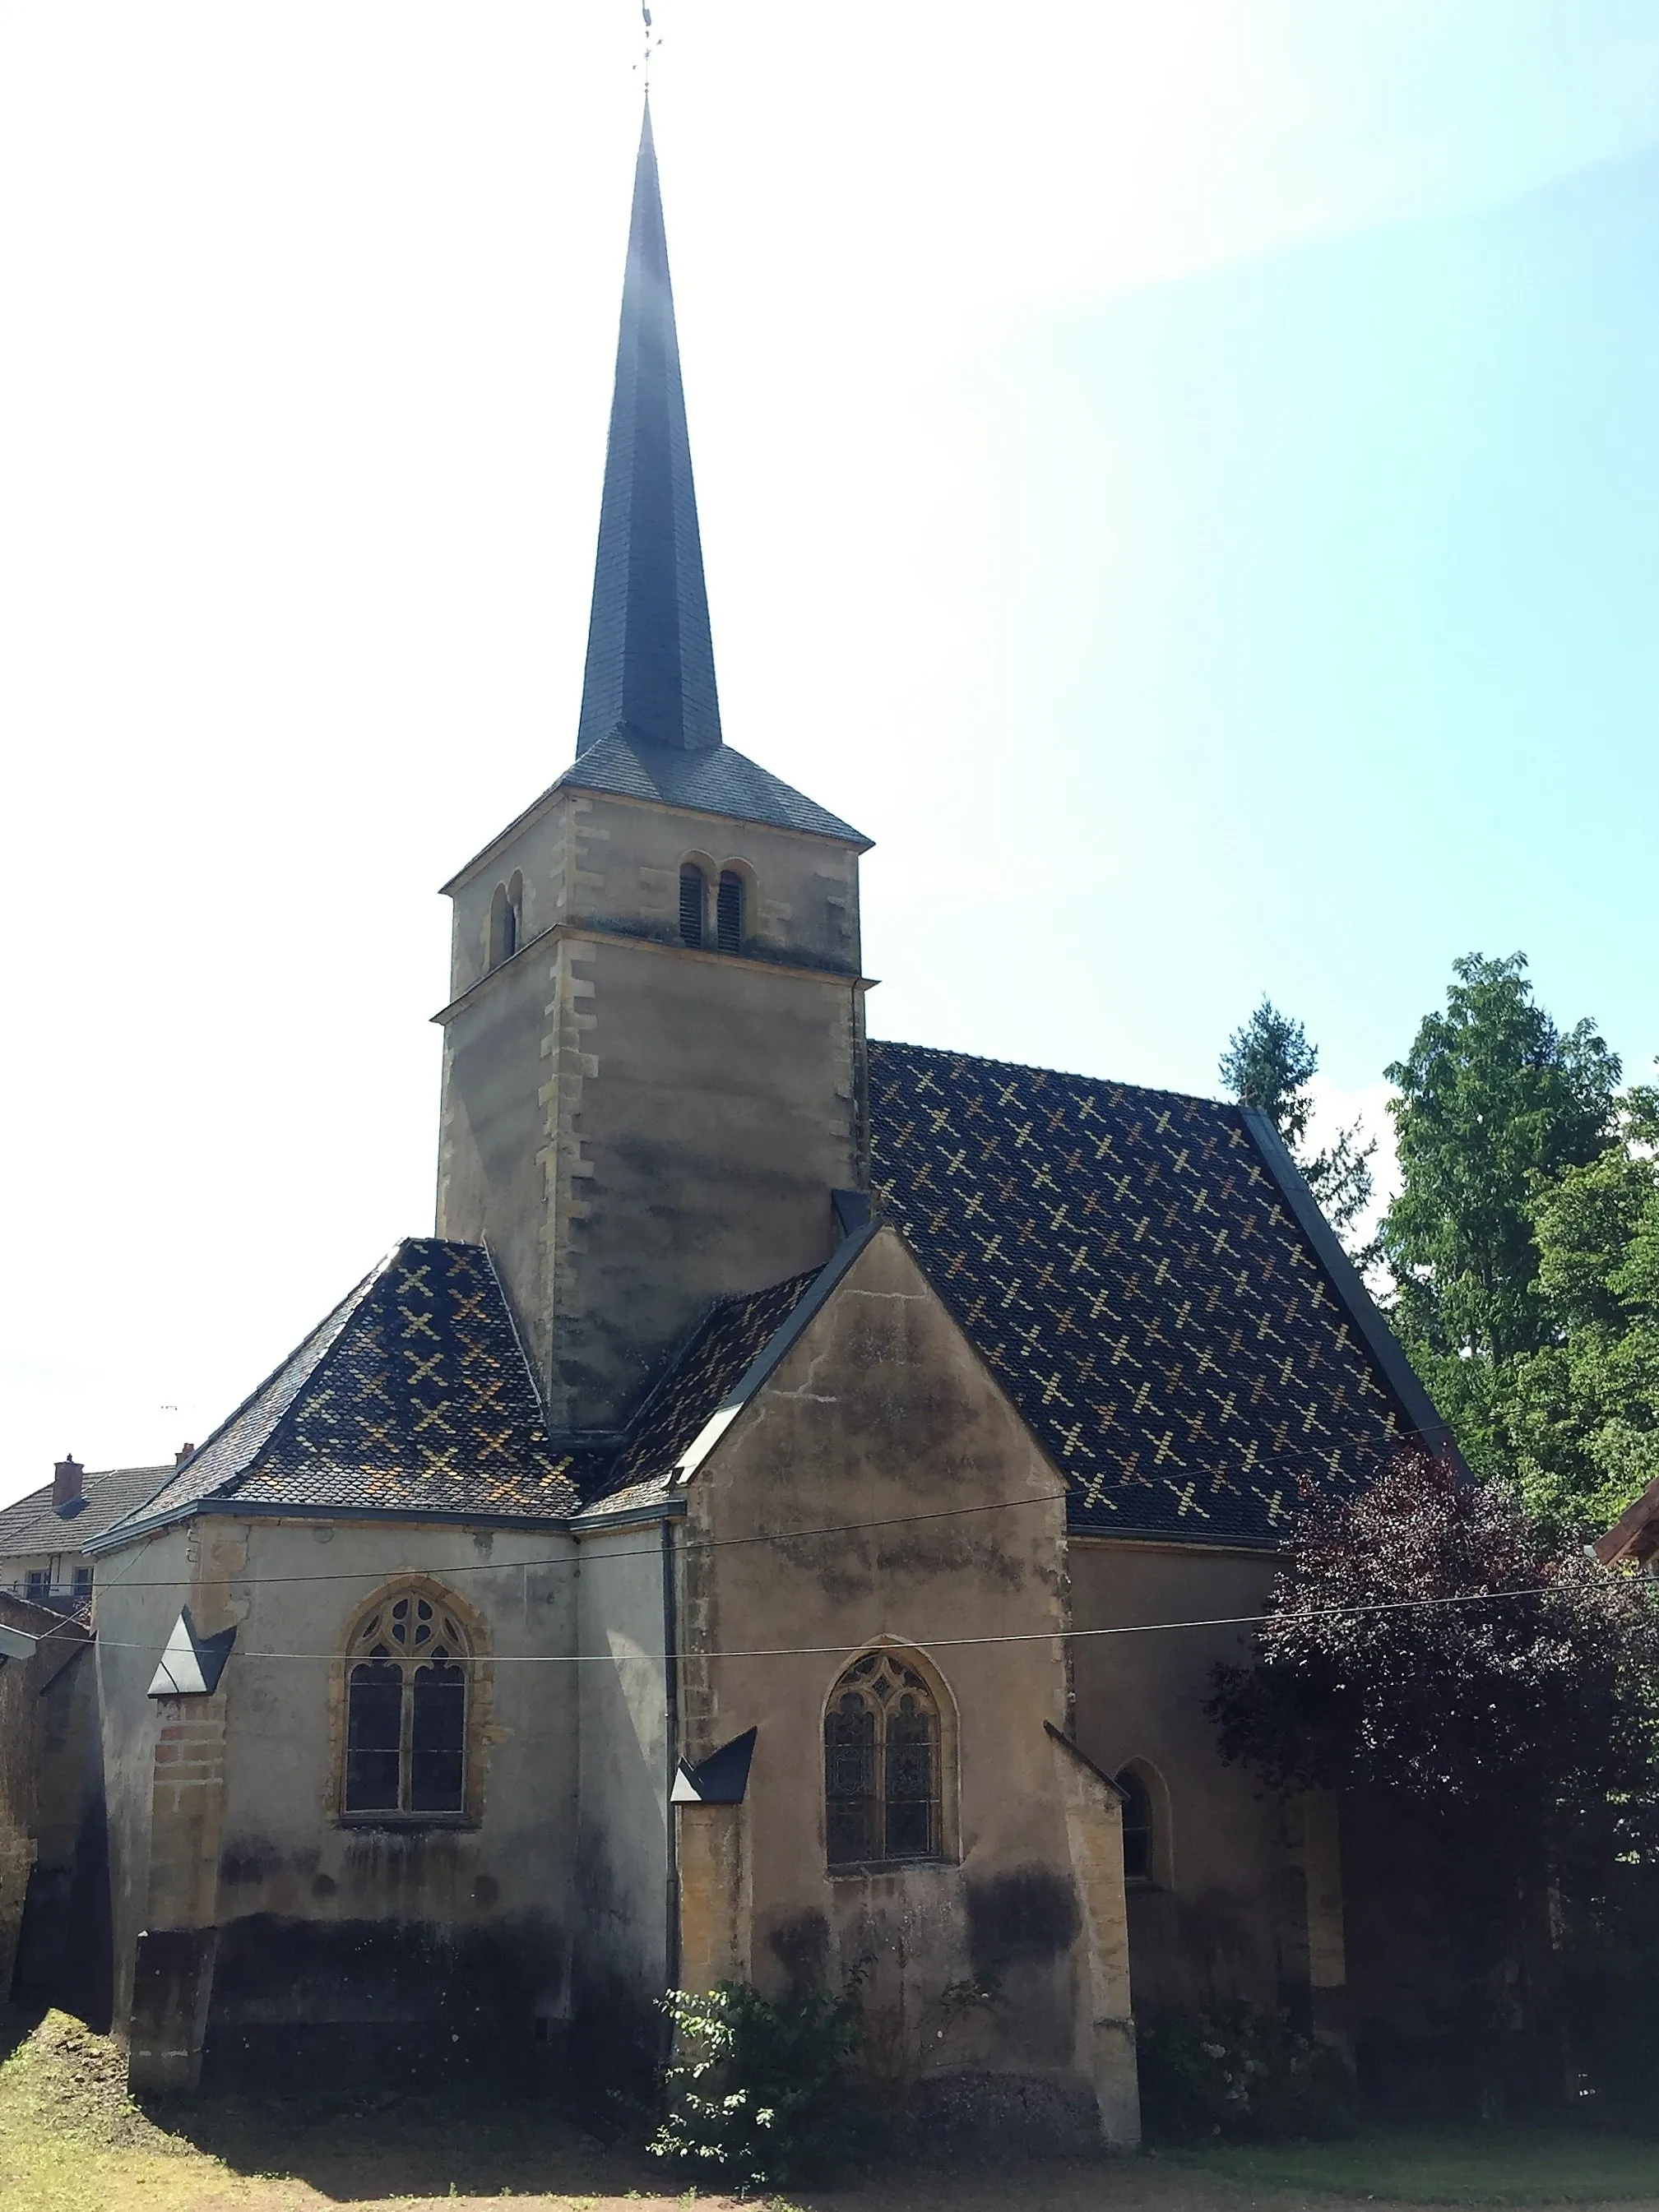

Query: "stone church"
<box><xmin>10</xmin><ymin>104</ymin><xmax>1450</xmax><ymax>2140</ymax></box>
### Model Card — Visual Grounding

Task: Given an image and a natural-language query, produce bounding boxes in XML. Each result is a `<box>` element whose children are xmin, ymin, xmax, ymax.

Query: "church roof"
<box><xmin>551</xmin><ymin>729</ymin><xmax>866</xmax><ymax>845</ymax></box>
<box><xmin>87</xmin><ymin>1052</ymin><xmax>1441</xmax><ymax>1555</ymax></box>
<box><xmin>865</xmin><ymin>1039</ymin><xmax>1440</xmax><ymax>1548</ymax></box>
<box><xmin>568</xmin><ymin>1268</ymin><xmax>823</xmax><ymax>1523</ymax></box>
<box><xmin>92</xmin><ymin>1240</ymin><xmax>577</xmax><ymax>1545</ymax></box>
<box><xmin>554</xmin><ymin>99</ymin><xmax>863</xmax><ymax>851</ymax></box>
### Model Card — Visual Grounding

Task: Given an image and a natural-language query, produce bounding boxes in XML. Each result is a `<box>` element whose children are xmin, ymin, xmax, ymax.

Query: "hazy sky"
<box><xmin>4</xmin><ymin>2</ymin><xmax>1658</xmax><ymax>1502</ymax></box>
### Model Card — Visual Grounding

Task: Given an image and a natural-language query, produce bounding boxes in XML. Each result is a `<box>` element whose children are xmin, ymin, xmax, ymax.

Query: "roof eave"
<box><xmin>1239</xmin><ymin>1106</ymin><xmax>1461</xmax><ymax>1473</ymax></box>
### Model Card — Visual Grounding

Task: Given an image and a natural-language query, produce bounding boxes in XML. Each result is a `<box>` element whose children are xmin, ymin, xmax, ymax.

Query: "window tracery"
<box><xmin>344</xmin><ymin>1590</ymin><xmax>470</xmax><ymax>1817</ymax></box>
<box><xmin>824</xmin><ymin>1650</ymin><xmax>942</xmax><ymax>1867</ymax></box>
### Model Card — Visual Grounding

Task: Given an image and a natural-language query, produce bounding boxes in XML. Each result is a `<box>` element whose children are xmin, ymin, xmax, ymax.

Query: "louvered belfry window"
<box><xmin>679</xmin><ymin>865</ymin><xmax>706</xmax><ymax>947</ymax></box>
<box><xmin>716</xmin><ymin>871</ymin><xmax>744</xmax><ymax>955</ymax></box>
<box><xmin>344</xmin><ymin>1592</ymin><xmax>469</xmax><ymax>1816</ymax></box>
<box><xmin>824</xmin><ymin>1651</ymin><xmax>941</xmax><ymax>1867</ymax></box>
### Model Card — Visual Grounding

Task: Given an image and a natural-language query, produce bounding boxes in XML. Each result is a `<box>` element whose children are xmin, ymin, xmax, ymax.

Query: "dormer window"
<box><xmin>716</xmin><ymin>871</ymin><xmax>745</xmax><ymax>956</ymax></box>
<box><xmin>679</xmin><ymin>865</ymin><xmax>707</xmax><ymax>948</ymax></box>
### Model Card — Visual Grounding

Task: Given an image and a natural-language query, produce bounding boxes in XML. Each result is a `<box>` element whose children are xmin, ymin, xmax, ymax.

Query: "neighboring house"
<box><xmin>1595</xmin><ymin>1477</ymin><xmax>1659</xmax><ymax>1572</ymax></box>
<box><xmin>0</xmin><ymin>1458</ymin><xmax>173</xmax><ymax>1613</ymax></box>
<box><xmin>0</xmin><ymin>1593</ymin><xmax>101</xmax><ymax>2015</ymax></box>
<box><xmin>22</xmin><ymin>102</ymin><xmax>1451</xmax><ymax>2139</ymax></box>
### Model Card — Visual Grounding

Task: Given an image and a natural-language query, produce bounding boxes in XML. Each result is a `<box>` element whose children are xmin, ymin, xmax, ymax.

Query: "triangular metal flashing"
<box><xmin>670</xmin><ymin>1725</ymin><xmax>758</xmax><ymax>1806</ymax></box>
<box><xmin>147</xmin><ymin>1605</ymin><xmax>236</xmax><ymax>1698</ymax></box>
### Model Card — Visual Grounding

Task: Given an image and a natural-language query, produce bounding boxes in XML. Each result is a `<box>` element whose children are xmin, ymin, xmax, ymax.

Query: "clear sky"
<box><xmin>3</xmin><ymin>2</ymin><xmax>1657</xmax><ymax>1503</ymax></box>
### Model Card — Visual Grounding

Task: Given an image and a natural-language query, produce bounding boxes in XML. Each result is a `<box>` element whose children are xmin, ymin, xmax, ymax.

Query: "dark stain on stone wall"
<box><xmin>767</xmin><ymin>1908</ymin><xmax>829</xmax><ymax>1989</ymax></box>
<box><xmin>966</xmin><ymin>1868</ymin><xmax>1079</xmax><ymax>1975</ymax></box>
<box><xmin>220</xmin><ymin>1839</ymin><xmax>285</xmax><ymax>1886</ymax></box>
<box><xmin>202</xmin><ymin>1910</ymin><xmax>568</xmax><ymax>2092</ymax></box>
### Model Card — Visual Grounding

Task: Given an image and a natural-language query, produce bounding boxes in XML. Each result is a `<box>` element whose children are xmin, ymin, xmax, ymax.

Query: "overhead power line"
<box><xmin>86</xmin><ymin>1416</ymin><xmax>1461</xmax><ymax>1597</ymax></box>
<box><xmin>89</xmin><ymin>1580</ymin><xmax>1555</xmax><ymax>1669</ymax></box>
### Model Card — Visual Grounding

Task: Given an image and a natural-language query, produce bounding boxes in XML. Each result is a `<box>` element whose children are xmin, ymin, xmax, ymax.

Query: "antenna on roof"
<box><xmin>635</xmin><ymin>2</ymin><xmax>661</xmax><ymax>93</ymax></box>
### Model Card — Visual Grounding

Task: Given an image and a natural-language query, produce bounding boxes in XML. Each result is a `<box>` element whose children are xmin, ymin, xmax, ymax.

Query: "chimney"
<box><xmin>53</xmin><ymin>1455</ymin><xmax>85</xmax><ymax>1510</ymax></box>
<box><xmin>175</xmin><ymin>1442</ymin><xmax>197</xmax><ymax>1468</ymax></box>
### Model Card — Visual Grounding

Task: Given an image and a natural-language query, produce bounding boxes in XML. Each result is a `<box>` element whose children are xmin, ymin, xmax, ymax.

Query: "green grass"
<box><xmin>1168</xmin><ymin>2125</ymin><xmax>1659</xmax><ymax>2204</ymax></box>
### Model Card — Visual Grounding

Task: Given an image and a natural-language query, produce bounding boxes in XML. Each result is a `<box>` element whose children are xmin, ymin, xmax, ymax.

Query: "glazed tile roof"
<box><xmin>553</xmin><ymin>732</ymin><xmax>867</xmax><ymax>845</ymax></box>
<box><xmin>866</xmin><ymin>1040</ymin><xmax>1420</xmax><ymax>1548</ymax></box>
<box><xmin>95</xmin><ymin>1241</ymin><xmax>577</xmax><ymax>1543</ymax></box>
<box><xmin>0</xmin><ymin>1465</ymin><xmax>172</xmax><ymax>1560</ymax></box>
<box><xmin>572</xmin><ymin>1270</ymin><xmax>821</xmax><ymax>1520</ymax></box>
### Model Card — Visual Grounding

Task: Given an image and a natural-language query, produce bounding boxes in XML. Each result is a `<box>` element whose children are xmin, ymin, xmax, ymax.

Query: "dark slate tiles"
<box><xmin>101</xmin><ymin>1241</ymin><xmax>578</xmax><ymax>1537</ymax></box>
<box><xmin>574</xmin><ymin>1270</ymin><xmax>821</xmax><ymax>1518</ymax></box>
<box><xmin>867</xmin><ymin>1040</ymin><xmax>1415</xmax><ymax>1548</ymax></box>
<box><xmin>554</xmin><ymin>731</ymin><xmax>866</xmax><ymax>845</ymax></box>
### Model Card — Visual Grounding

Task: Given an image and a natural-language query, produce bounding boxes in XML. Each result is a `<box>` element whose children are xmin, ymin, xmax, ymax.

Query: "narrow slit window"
<box><xmin>1115</xmin><ymin>1765</ymin><xmax>1156</xmax><ymax>1882</ymax></box>
<box><xmin>679</xmin><ymin>866</ymin><xmax>706</xmax><ymax>947</ymax></box>
<box><xmin>716</xmin><ymin>872</ymin><xmax>744</xmax><ymax>955</ymax></box>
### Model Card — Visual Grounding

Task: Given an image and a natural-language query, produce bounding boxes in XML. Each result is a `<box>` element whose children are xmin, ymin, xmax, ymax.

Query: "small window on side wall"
<box><xmin>716</xmin><ymin>871</ymin><xmax>745</xmax><ymax>955</ymax></box>
<box><xmin>1114</xmin><ymin>1760</ymin><xmax>1168</xmax><ymax>1885</ymax></box>
<box><xmin>679</xmin><ymin>864</ymin><xmax>707</xmax><ymax>948</ymax></box>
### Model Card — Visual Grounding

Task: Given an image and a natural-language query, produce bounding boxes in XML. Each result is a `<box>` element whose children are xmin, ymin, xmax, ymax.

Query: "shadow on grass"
<box><xmin>139</xmin><ymin>2083</ymin><xmax>661</xmax><ymax>2204</ymax></box>
<box><xmin>0</xmin><ymin>2002</ymin><xmax>49</xmax><ymax>2071</ymax></box>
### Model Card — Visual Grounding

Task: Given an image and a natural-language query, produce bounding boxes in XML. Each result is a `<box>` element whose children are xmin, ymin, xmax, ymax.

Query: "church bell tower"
<box><xmin>433</xmin><ymin>102</ymin><xmax>870</xmax><ymax>1433</ymax></box>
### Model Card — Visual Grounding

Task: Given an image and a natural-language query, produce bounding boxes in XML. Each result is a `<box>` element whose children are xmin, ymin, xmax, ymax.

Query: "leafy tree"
<box><xmin>1221</xmin><ymin>998</ymin><xmax>1378</xmax><ymax>1257</ymax></box>
<box><xmin>1207</xmin><ymin>1450</ymin><xmax>1659</xmax><ymax>2112</ymax></box>
<box><xmin>1503</xmin><ymin>1081</ymin><xmax>1659</xmax><ymax>1536</ymax></box>
<box><xmin>1381</xmin><ymin>952</ymin><xmax>1620</xmax><ymax>1372</ymax></box>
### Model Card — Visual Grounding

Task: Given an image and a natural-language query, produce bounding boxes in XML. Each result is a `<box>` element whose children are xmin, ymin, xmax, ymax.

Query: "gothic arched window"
<box><xmin>824</xmin><ymin>1650</ymin><xmax>942</xmax><ymax>1867</ymax></box>
<box><xmin>679</xmin><ymin>863</ymin><xmax>707</xmax><ymax>948</ymax></box>
<box><xmin>716</xmin><ymin>870</ymin><xmax>745</xmax><ymax>956</ymax></box>
<box><xmin>344</xmin><ymin>1590</ymin><xmax>471</xmax><ymax>1817</ymax></box>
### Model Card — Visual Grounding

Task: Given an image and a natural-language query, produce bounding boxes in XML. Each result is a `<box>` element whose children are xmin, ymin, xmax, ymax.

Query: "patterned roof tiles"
<box><xmin>867</xmin><ymin>1039</ymin><xmax>1417</xmax><ymax>1548</ymax></box>
<box><xmin>97</xmin><ymin>1241</ymin><xmax>577</xmax><ymax>1541</ymax></box>
<box><xmin>576</xmin><ymin>1270</ymin><xmax>821</xmax><ymax>1519</ymax></box>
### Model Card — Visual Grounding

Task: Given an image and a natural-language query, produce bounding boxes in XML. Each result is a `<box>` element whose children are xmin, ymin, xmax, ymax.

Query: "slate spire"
<box><xmin>575</xmin><ymin>99</ymin><xmax>722</xmax><ymax>757</ymax></box>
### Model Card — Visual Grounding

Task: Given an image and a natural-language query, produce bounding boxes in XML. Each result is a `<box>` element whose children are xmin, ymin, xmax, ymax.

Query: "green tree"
<box><xmin>1504</xmin><ymin>1081</ymin><xmax>1659</xmax><ymax>1536</ymax></box>
<box><xmin>1381</xmin><ymin>953</ymin><xmax>1620</xmax><ymax>1370</ymax></box>
<box><xmin>1221</xmin><ymin>998</ymin><xmax>1377</xmax><ymax>1257</ymax></box>
<box><xmin>1377</xmin><ymin>956</ymin><xmax>1618</xmax><ymax>1485</ymax></box>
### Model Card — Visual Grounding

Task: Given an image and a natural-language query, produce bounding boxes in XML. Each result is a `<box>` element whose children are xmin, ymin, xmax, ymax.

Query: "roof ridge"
<box><xmin>216</xmin><ymin>1244</ymin><xmax>412</xmax><ymax>1501</ymax></box>
<box><xmin>869</xmin><ymin>1035</ymin><xmax>1233</xmax><ymax>1113</ymax></box>
<box><xmin>93</xmin><ymin>1250</ymin><xmax>397</xmax><ymax>1541</ymax></box>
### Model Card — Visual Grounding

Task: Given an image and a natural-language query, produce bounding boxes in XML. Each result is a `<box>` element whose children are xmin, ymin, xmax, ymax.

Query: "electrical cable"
<box><xmin>84</xmin><ymin>1579</ymin><xmax>1557</xmax><ymax>1668</ymax></box>
<box><xmin>76</xmin><ymin>1414</ymin><xmax>1461</xmax><ymax>1597</ymax></box>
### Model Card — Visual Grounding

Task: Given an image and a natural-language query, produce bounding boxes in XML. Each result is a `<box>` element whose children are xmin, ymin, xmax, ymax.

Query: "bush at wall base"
<box><xmin>1138</xmin><ymin>2002</ymin><xmax>1355</xmax><ymax>2143</ymax></box>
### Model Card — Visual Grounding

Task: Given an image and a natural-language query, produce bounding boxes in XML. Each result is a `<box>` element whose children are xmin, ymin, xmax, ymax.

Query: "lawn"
<box><xmin>1168</xmin><ymin>2128</ymin><xmax>1659</xmax><ymax>2205</ymax></box>
<box><xmin>3</xmin><ymin>2005</ymin><xmax>1657</xmax><ymax>2212</ymax></box>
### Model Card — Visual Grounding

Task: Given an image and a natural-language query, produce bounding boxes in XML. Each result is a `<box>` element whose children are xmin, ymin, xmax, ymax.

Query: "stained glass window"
<box><xmin>824</xmin><ymin>1653</ymin><xmax>941</xmax><ymax>1867</ymax></box>
<box><xmin>344</xmin><ymin>1592</ymin><xmax>470</xmax><ymax>1817</ymax></box>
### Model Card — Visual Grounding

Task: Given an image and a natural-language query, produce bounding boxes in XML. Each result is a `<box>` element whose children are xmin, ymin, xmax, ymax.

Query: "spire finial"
<box><xmin>637</xmin><ymin>4</ymin><xmax>660</xmax><ymax>95</ymax></box>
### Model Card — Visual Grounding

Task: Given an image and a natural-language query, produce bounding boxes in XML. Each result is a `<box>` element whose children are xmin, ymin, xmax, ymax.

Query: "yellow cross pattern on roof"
<box><xmin>866</xmin><ymin>1041</ymin><xmax>1415</xmax><ymax>1548</ymax></box>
